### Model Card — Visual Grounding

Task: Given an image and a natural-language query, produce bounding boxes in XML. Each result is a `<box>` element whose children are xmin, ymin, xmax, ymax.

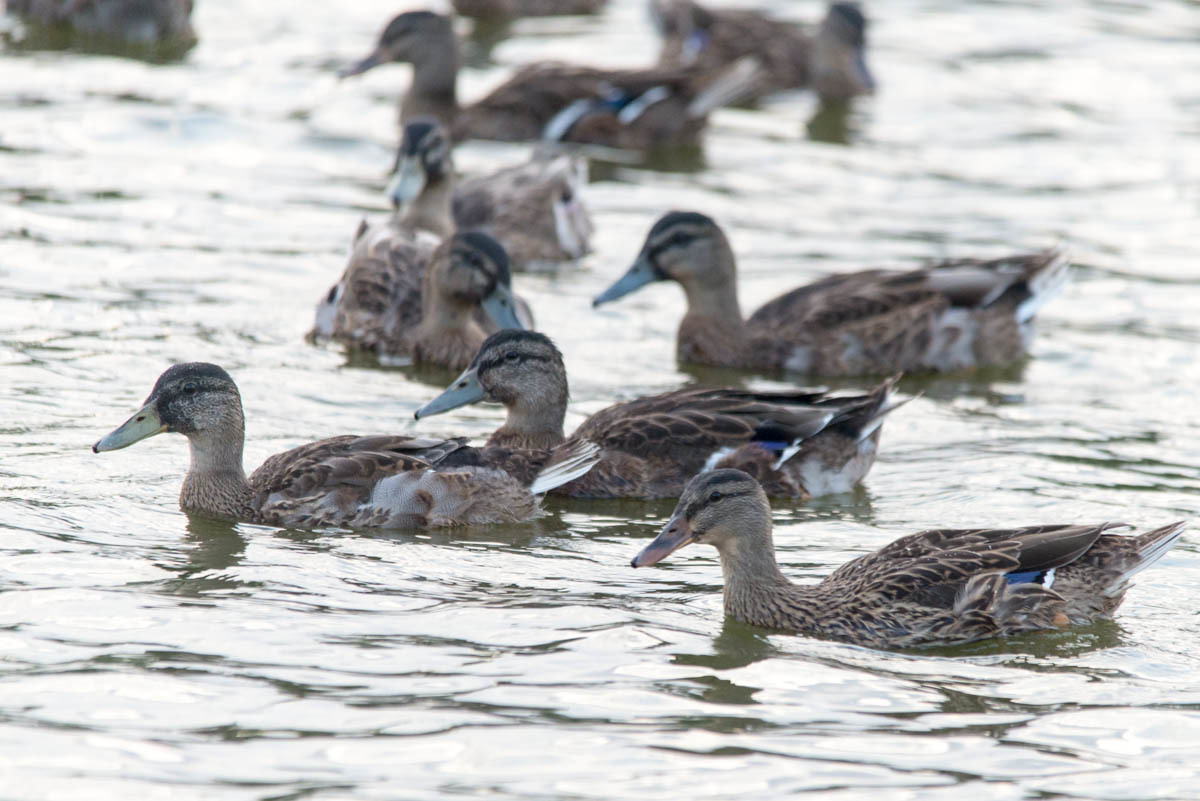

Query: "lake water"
<box><xmin>3</xmin><ymin>1</ymin><xmax>1200</xmax><ymax>798</ymax></box>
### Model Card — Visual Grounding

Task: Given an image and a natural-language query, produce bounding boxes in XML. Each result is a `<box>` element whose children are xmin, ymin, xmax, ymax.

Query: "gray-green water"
<box><xmin>3</xmin><ymin>1</ymin><xmax>1200</xmax><ymax>798</ymax></box>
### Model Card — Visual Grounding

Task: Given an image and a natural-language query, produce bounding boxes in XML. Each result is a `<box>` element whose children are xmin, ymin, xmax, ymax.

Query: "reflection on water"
<box><xmin>3</xmin><ymin>0</ymin><xmax>1200</xmax><ymax>798</ymax></box>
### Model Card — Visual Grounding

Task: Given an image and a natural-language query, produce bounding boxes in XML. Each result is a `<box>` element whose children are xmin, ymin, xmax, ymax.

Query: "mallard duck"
<box><xmin>632</xmin><ymin>469</ymin><xmax>1187</xmax><ymax>649</ymax></box>
<box><xmin>7</xmin><ymin>0</ymin><xmax>195</xmax><ymax>50</ymax></box>
<box><xmin>651</xmin><ymin>1</ymin><xmax>874</xmax><ymax>103</ymax></box>
<box><xmin>92</xmin><ymin>362</ymin><xmax>599</xmax><ymax>528</ymax></box>
<box><xmin>337</xmin><ymin>10</ymin><xmax>758</xmax><ymax>149</ymax></box>
<box><xmin>390</xmin><ymin>118</ymin><xmax>593</xmax><ymax>272</ymax></box>
<box><xmin>593</xmin><ymin>211</ymin><xmax>1070</xmax><ymax>376</ymax></box>
<box><xmin>312</xmin><ymin>229</ymin><xmax>533</xmax><ymax>371</ymax></box>
<box><xmin>414</xmin><ymin>329</ymin><xmax>903</xmax><ymax>499</ymax></box>
<box><xmin>451</xmin><ymin>0</ymin><xmax>605</xmax><ymax>18</ymax></box>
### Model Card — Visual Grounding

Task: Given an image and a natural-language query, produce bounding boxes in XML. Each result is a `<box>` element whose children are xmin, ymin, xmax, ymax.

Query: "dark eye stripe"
<box><xmin>649</xmin><ymin>228</ymin><xmax>701</xmax><ymax>257</ymax></box>
<box><xmin>480</xmin><ymin>352</ymin><xmax>548</xmax><ymax>372</ymax></box>
<box><xmin>684</xmin><ymin>488</ymin><xmax>752</xmax><ymax>520</ymax></box>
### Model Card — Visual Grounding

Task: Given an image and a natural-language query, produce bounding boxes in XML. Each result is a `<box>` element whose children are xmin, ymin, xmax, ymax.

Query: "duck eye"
<box><xmin>182</xmin><ymin>382</ymin><xmax>198</xmax><ymax>395</ymax></box>
<box><xmin>708</xmin><ymin>490</ymin><xmax>722</xmax><ymax>502</ymax></box>
<box><xmin>504</xmin><ymin>351</ymin><xmax>520</xmax><ymax>363</ymax></box>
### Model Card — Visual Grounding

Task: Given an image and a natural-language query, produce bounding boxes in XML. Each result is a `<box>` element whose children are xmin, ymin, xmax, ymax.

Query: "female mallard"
<box><xmin>450</xmin><ymin>0</ymin><xmax>605</xmax><ymax>18</ymax></box>
<box><xmin>7</xmin><ymin>0</ymin><xmax>195</xmax><ymax>51</ymax></box>
<box><xmin>632</xmin><ymin>469</ymin><xmax>1187</xmax><ymax>649</ymax></box>
<box><xmin>92</xmin><ymin>363</ymin><xmax>598</xmax><ymax>528</ymax></box>
<box><xmin>651</xmin><ymin>1</ymin><xmax>874</xmax><ymax>103</ymax></box>
<box><xmin>390</xmin><ymin>118</ymin><xmax>593</xmax><ymax>272</ymax></box>
<box><xmin>414</xmin><ymin>330</ymin><xmax>903</xmax><ymax>499</ymax></box>
<box><xmin>312</xmin><ymin>229</ymin><xmax>533</xmax><ymax>371</ymax></box>
<box><xmin>594</xmin><ymin>211</ymin><xmax>1070</xmax><ymax>376</ymax></box>
<box><xmin>337</xmin><ymin>10</ymin><xmax>757</xmax><ymax>149</ymax></box>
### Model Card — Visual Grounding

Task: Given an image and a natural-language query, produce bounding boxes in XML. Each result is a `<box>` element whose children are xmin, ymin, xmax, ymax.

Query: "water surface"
<box><xmin>3</xmin><ymin>1</ymin><xmax>1200</xmax><ymax>798</ymax></box>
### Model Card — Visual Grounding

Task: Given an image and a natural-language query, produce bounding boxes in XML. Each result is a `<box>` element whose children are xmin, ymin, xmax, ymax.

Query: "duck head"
<box><xmin>632</xmin><ymin>468</ymin><xmax>772</xmax><ymax>567</ymax></box>
<box><xmin>93</xmin><ymin>363</ymin><xmax>243</xmax><ymax>453</ymax></box>
<box><xmin>593</xmin><ymin>210</ymin><xmax>735</xmax><ymax>306</ymax></box>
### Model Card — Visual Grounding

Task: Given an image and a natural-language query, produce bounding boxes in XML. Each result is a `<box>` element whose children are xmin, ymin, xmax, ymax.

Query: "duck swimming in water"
<box><xmin>338</xmin><ymin>10</ymin><xmax>759</xmax><ymax>149</ymax></box>
<box><xmin>92</xmin><ymin>362</ymin><xmax>598</xmax><ymax>528</ymax></box>
<box><xmin>594</xmin><ymin>211</ymin><xmax>1069</xmax><ymax>376</ymax></box>
<box><xmin>414</xmin><ymin>330</ymin><xmax>904</xmax><ymax>499</ymax></box>
<box><xmin>632</xmin><ymin>469</ymin><xmax>1187</xmax><ymax>649</ymax></box>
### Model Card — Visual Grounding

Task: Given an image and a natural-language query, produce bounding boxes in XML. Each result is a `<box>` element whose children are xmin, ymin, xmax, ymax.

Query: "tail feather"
<box><xmin>529</xmin><ymin>440</ymin><xmax>601</xmax><ymax>495</ymax></box>
<box><xmin>1101</xmin><ymin>521</ymin><xmax>1187</xmax><ymax>598</ymax></box>
<box><xmin>853</xmin><ymin>374</ymin><xmax>913</xmax><ymax>443</ymax></box>
<box><xmin>1015</xmin><ymin>246</ymin><xmax>1071</xmax><ymax>323</ymax></box>
<box><xmin>771</xmin><ymin>412</ymin><xmax>834</xmax><ymax>470</ymax></box>
<box><xmin>687</xmin><ymin>56</ymin><xmax>763</xmax><ymax>118</ymax></box>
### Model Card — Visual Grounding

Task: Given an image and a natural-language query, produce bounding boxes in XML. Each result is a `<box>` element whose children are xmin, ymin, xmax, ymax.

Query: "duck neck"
<box><xmin>398</xmin><ymin>173</ymin><xmax>454</xmax><ymax>238</ymax></box>
<box><xmin>180</xmin><ymin>417</ymin><xmax>254</xmax><ymax>521</ymax></box>
<box><xmin>405</xmin><ymin>45</ymin><xmax>460</xmax><ymax>123</ymax></box>
<box><xmin>675</xmin><ymin>237</ymin><xmax>748</xmax><ymax>364</ymax></box>
<box><xmin>489</xmin><ymin>382</ymin><xmax>569</xmax><ymax>451</ymax></box>
<box><xmin>718</xmin><ymin>535</ymin><xmax>810</xmax><ymax>631</ymax></box>
<box><xmin>677</xmin><ymin>274</ymin><xmax>748</xmax><ymax>365</ymax></box>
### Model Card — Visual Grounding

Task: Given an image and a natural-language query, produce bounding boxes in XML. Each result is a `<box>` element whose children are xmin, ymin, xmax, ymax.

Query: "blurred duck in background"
<box><xmin>312</xmin><ymin>230</ymin><xmax>533</xmax><ymax>371</ymax></box>
<box><xmin>650</xmin><ymin>1</ymin><xmax>874</xmax><ymax>103</ymax></box>
<box><xmin>390</xmin><ymin>119</ymin><xmax>593</xmax><ymax>272</ymax></box>
<box><xmin>5</xmin><ymin>0</ymin><xmax>195</xmax><ymax>54</ymax></box>
<box><xmin>451</xmin><ymin>0</ymin><xmax>605</xmax><ymax>18</ymax></box>
<box><xmin>414</xmin><ymin>330</ymin><xmax>904</xmax><ymax>499</ymax></box>
<box><xmin>338</xmin><ymin>9</ymin><xmax>759</xmax><ymax>149</ymax></box>
<box><xmin>594</xmin><ymin>211</ymin><xmax>1070</xmax><ymax>376</ymax></box>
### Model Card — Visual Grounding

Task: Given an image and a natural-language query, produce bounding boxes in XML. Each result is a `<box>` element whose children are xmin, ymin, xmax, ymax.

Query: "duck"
<box><xmin>413</xmin><ymin>329</ymin><xmax>903</xmax><ymax>499</ymax></box>
<box><xmin>651</xmin><ymin>1</ymin><xmax>874</xmax><ymax>103</ymax></box>
<box><xmin>390</xmin><ymin>118</ymin><xmax>593</xmax><ymax>272</ymax></box>
<box><xmin>312</xmin><ymin>229</ymin><xmax>533</xmax><ymax>371</ymax></box>
<box><xmin>7</xmin><ymin>0</ymin><xmax>196</xmax><ymax>51</ymax></box>
<box><xmin>450</xmin><ymin>0</ymin><xmax>606</xmax><ymax>18</ymax></box>
<box><xmin>593</xmin><ymin>211</ymin><xmax>1070</xmax><ymax>376</ymax></box>
<box><xmin>91</xmin><ymin>362</ymin><xmax>599</xmax><ymax>528</ymax></box>
<box><xmin>632</xmin><ymin>469</ymin><xmax>1187</xmax><ymax>649</ymax></box>
<box><xmin>337</xmin><ymin>10</ymin><xmax>758</xmax><ymax>149</ymax></box>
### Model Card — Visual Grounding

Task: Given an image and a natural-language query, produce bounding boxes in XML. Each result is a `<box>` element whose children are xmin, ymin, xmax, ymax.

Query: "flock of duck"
<box><xmin>70</xmin><ymin>1</ymin><xmax>1185</xmax><ymax>651</ymax></box>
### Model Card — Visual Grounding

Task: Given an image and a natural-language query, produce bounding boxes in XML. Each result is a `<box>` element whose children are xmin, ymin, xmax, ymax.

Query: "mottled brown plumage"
<box><xmin>337</xmin><ymin>11</ymin><xmax>758</xmax><ymax>149</ymax></box>
<box><xmin>391</xmin><ymin>119</ymin><xmax>593</xmax><ymax>272</ymax></box>
<box><xmin>652</xmin><ymin>1</ymin><xmax>874</xmax><ymax>102</ymax></box>
<box><xmin>312</xmin><ymin>229</ymin><xmax>532</xmax><ymax>370</ymax></box>
<box><xmin>594</xmin><ymin>211</ymin><xmax>1070</xmax><ymax>376</ymax></box>
<box><xmin>632</xmin><ymin>469</ymin><xmax>1187</xmax><ymax>649</ymax></box>
<box><xmin>415</xmin><ymin>330</ymin><xmax>902</xmax><ymax>499</ymax></box>
<box><xmin>92</xmin><ymin>363</ymin><xmax>599</xmax><ymax>529</ymax></box>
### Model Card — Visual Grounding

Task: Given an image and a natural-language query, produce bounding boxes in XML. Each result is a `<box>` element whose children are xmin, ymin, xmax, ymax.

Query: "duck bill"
<box><xmin>479</xmin><ymin>284</ymin><xmax>526</xmax><ymax>332</ymax></box>
<box><xmin>592</xmin><ymin>254</ymin><xmax>659</xmax><ymax>307</ymax></box>
<box><xmin>386</xmin><ymin>156</ymin><xmax>427</xmax><ymax>208</ymax></box>
<box><xmin>853</xmin><ymin>49</ymin><xmax>875</xmax><ymax>93</ymax></box>
<box><xmin>414</xmin><ymin>367</ymin><xmax>486</xmax><ymax>420</ymax></box>
<box><xmin>337</xmin><ymin>48</ymin><xmax>385</xmax><ymax>79</ymax></box>
<box><xmin>631</xmin><ymin>515</ymin><xmax>696</xmax><ymax>568</ymax></box>
<box><xmin>92</xmin><ymin>402</ymin><xmax>166</xmax><ymax>453</ymax></box>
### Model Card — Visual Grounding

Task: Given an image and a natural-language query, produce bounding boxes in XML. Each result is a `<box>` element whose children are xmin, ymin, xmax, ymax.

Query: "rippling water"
<box><xmin>3</xmin><ymin>0</ymin><xmax>1200</xmax><ymax>798</ymax></box>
